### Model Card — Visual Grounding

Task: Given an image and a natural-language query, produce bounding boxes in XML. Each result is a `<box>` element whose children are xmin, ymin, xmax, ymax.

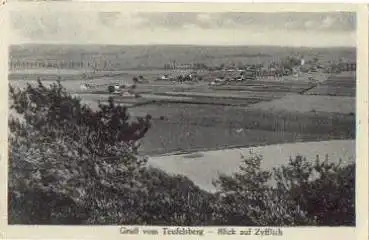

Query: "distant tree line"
<box><xmin>9</xmin><ymin>60</ymin><xmax>112</xmax><ymax>70</ymax></box>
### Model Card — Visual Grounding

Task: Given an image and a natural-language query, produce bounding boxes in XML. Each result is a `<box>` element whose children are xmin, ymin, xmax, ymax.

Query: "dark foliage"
<box><xmin>212</xmin><ymin>153</ymin><xmax>355</xmax><ymax>226</ymax></box>
<box><xmin>8</xmin><ymin>80</ymin><xmax>212</xmax><ymax>225</ymax></box>
<box><xmin>273</xmin><ymin>155</ymin><xmax>355</xmax><ymax>226</ymax></box>
<box><xmin>212</xmin><ymin>153</ymin><xmax>315</xmax><ymax>226</ymax></box>
<box><xmin>108</xmin><ymin>85</ymin><xmax>115</xmax><ymax>93</ymax></box>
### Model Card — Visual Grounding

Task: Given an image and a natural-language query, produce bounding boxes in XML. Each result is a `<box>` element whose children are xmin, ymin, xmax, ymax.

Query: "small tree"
<box><xmin>177</xmin><ymin>75</ymin><xmax>184</xmax><ymax>82</ymax></box>
<box><xmin>213</xmin><ymin>153</ymin><xmax>355</xmax><ymax>226</ymax></box>
<box><xmin>273</xmin><ymin>155</ymin><xmax>355</xmax><ymax>226</ymax></box>
<box><xmin>8</xmin><ymin>80</ymin><xmax>151</xmax><ymax>224</ymax></box>
<box><xmin>212</xmin><ymin>153</ymin><xmax>313</xmax><ymax>226</ymax></box>
<box><xmin>108</xmin><ymin>85</ymin><xmax>115</xmax><ymax>93</ymax></box>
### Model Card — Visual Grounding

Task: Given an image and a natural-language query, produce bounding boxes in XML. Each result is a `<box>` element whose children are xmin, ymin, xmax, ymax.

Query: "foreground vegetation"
<box><xmin>8</xmin><ymin>80</ymin><xmax>355</xmax><ymax>226</ymax></box>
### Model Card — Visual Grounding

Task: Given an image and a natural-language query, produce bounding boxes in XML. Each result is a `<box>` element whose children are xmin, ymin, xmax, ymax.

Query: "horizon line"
<box><xmin>9</xmin><ymin>43</ymin><xmax>356</xmax><ymax>49</ymax></box>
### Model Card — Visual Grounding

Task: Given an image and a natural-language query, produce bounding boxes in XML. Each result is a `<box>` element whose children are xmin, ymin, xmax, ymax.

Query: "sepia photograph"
<box><xmin>5</xmin><ymin>2</ymin><xmax>359</xmax><ymax>231</ymax></box>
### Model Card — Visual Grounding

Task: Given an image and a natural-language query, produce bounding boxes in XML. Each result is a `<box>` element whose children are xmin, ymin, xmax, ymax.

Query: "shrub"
<box><xmin>212</xmin><ymin>153</ymin><xmax>314</xmax><ymax>226</ymax></box>
<box><xmin>213</xmin><ymin>153</ymin><xmax>355</xmax><ymax>226</ymax></box>
<box><xmin>9</xmin><ymin>80</ymin><xmax>151</xmax><ymax>224</ymax></box>
<box><xmin>8</xmin><ymin>80</ymin><xmax>212</xmax><ymax>225</ymax></box>
<box><xmin>108</xmin><ymin>85</ymin><xmax>115</xmax><ymax>93</ymax></box>
<box><xmin>177</xmin><ymin>75</ymin><xmax>184</xmax><ymax>82</ymax></box>
<box><xmin>121</xmin><ymin>167</ymin><xmax>215</xmax><ymax>226</ymax></box>
<box><xmin>273</xmin><ymin>155</ymin><xmax>355</xmax><ymax>226</ymax></box>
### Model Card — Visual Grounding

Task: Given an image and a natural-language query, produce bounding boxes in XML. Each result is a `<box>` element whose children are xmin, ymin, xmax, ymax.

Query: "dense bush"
<box><xmin>8</xmin><ymin>80</ymin><xmax>355</xmax><ymax>226</ymax></box>
<box><xmin>272</xmin><ymin>155</ymin><xmax>355</xmax><ymax>225</ymax></box>
<box><xmin>8</xmin><ymin>80</ymin><xmax>213</xmax><ymax>225</ymax></box>
<box><xmin>108</xmin><ymin>85</ymin><xmax>115</xmax><ymax>93</ymax></box>
<box><xmin>211</xmin><ymin>153</ymin><xmax>314</xmax><ymax>226</ymax></box>
<box><xmin>213</xmin><ymin>153</ymin><xmax>355</xmax><ymax>226</ymax></box>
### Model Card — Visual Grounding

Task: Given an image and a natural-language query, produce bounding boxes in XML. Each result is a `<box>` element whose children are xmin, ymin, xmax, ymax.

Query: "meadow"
<box><xmin>305</xmin><ymin>73</ymin><xmax>356</xmax><ymax>97</ymax></box>
<box><xmin>8</xmin><ymin>44</ymin><xmax>356</xmax><ymax>157</ymax></box>
<box><xmin>134</xmin><ymin>103</ymin><xmax>354</xmax><ymax>155</ymax></box>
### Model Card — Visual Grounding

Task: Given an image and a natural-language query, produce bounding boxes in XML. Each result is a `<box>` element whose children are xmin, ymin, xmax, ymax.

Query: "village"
<box><xmin>73</xmin><ymin>56</ymin><xmax>356</xmax><ymax>100</ymax></box>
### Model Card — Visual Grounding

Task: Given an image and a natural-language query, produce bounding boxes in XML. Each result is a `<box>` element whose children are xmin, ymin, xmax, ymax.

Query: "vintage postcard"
<box><xmin>0</xmin><ymin>2</ymin><xmax>367</xmax><ymax>240</ymax></box>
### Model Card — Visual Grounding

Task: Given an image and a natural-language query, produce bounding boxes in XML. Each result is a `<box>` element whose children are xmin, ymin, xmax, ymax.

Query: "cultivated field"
<box><xmin>305</xmin><ymin>72</ymin><xmax>356</xmax><ymax>97</ymax></box>
<box><xmin>247</xmin><ymin>95</ymin><xmax>355</xmax><ymax>114</ymax></box>
<box><xmin>9</xmin><ymin>44</ymin><xmax>356</xmax><ymax>157</ymax></box>
<box><xmin>135</xmin><ymin>102</ymin><xmax>354</xmax><ymax>155</ymax></box>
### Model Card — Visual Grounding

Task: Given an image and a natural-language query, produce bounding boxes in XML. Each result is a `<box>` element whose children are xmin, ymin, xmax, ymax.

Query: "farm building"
<box><xmin>159</xmin><ymin>70</ymin><xmax>198</xmax><ymax>81</ymax></box>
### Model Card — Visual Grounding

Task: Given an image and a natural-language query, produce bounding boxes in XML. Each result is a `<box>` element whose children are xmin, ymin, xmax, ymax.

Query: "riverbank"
<box><xmin>148</xmin><ymin>140</ymin><xmax>355</xmax><ymax>192</ymax></box>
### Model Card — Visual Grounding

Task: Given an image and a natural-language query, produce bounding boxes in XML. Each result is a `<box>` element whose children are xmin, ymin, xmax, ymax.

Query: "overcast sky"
<box><xmin>10</xmin><ymin>11</ymin><xmax>356</xmax><ymax>47</ymax></box>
